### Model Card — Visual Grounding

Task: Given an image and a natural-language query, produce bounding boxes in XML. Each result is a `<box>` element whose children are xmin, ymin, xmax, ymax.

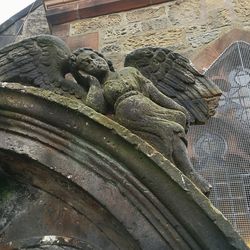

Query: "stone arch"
<box><xmin>192</xmin><ymin>28</ymin><xmax>250</xmax><ymax>72</ymax></box>
<box><xmin>0</xmin><ymin>83</ymin><xmax>247</xmax><ymax>249</ymax></box>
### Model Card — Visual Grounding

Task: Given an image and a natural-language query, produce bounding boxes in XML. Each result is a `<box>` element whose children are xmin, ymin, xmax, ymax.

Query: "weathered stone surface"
<box><xmin>205</xmin><ymin>0</ymin><xmax>228</xmax><ymax>10</ymax></box>
<box><xmin>102</xmin><ymin>52</ymin><xmax>125</xmax><ymax>70</ymax></box>
<box><xmin>104</xmin><ymin>22</ymin><xmax>142</xmax><ymax>40</ymax></box>
<box><xmin>0</xmin><ymin>35</ymin><xmax>90</xmax><ymax>101</ymax></box>
<box><xmin>169</xmin><ymin>0</ymin><xmax>201</xmax><ymax>26</ymax></box>
<box><xmin>207</xmin><ymin>8</ymin><xmax>232</xmax><ymax>29</ymax></box>
<box><xmin>44</xmin><ymin>0</ymin><xmax>250</xmax><ymax>72</ymax></box>
<box><xmin>22</xmin><ymin>6</ymin><xmax>50</xmax><ymax>36</ymax></box>
<box><xmin>67</xmin><ymin>32</ymin><xmax>99</xmax><ymax>50</ymax></box>
<box><xmin>70</xmin><ymin>14</ymin><xmax>122</xmax><ymax>36</ymax></box>
<box><xmin>142</xmin><ymin>17</ymin><xmax>171</xmax><ymax>32</ymax></box>
<box><xmin>51</xmin><ymin>23</ymin><xmax>70</xmax><ymax>37</ymax></box>
<box><xmin>0</xmin><ymin>82</ymin><xmax>248</xmax><ymax>250</ymax></box>
<box><xmin>101</xmin><ymin>44</ymin><xmax>122</xmax><ymax>54</ymax></box>
<box><xmin>122</xmin><ymin>29</ymin><xmax>185</xmax><ymax>51</ymax></box>
<box><xmin>126</xmin><ymin>6</ymin><xmax>166</xmax><ymax>23</ymax></box>
<box><xmin>0</xmin><ymin>34</ymin><xmax>221</xmax><ymax>195</ymax></box>
<box><xmin>233</xmin><ymin>0</ymin><xmax>250</xmax><ymax>23</ymax></box>
<box><xmin>187</xmin><ymin>26</ymin><xmax>223</xmax><ymax>48</ymax></box>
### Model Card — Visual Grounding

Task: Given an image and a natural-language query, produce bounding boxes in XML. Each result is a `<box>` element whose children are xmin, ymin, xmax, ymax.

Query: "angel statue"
<box><xmin>0</xmin><ymin>35</ymin><xmax>221</xmax><ymax>195</ymax></box>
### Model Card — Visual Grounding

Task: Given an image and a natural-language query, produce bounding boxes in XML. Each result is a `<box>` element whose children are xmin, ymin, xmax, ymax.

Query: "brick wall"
<box><xmin>48</xmin><ymin>0</ymin><xmax>250</xmax><ymax>70</ymax></box>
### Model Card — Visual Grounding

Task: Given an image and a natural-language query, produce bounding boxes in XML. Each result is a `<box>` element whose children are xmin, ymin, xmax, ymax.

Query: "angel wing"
<box><xmin>0</xmin><ymin>35</ymin><xmax>86</xmax><ymax>99</ymax></box>
<box><xmin>124</xmin><ymin>47</ymin><xmax>222</xmax><ymax>125</ymax></box>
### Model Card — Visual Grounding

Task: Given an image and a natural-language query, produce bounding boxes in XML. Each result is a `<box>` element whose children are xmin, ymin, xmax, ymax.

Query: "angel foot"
<box><xmin>187</xmin><ymin>172</ymin><xmax>212</xmax><ymax>196</ymax></box>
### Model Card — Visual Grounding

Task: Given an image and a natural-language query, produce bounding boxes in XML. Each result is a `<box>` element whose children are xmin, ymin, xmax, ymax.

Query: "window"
<box><xmin>188</xmin><ymin>41</ymin><xmax>250</xmax><ymax>245</ymax></box>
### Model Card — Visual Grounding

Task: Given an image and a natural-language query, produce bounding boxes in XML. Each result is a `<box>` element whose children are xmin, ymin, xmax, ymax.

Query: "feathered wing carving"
<box><xmin>124</xmin><ymin>47</ymin><xmax>222</xmax><ymax>125</ymax></box>
<box><xmin>0</xmin><ymin>35</ymin><xmax>86</xmax><ymax>99</ymax></box>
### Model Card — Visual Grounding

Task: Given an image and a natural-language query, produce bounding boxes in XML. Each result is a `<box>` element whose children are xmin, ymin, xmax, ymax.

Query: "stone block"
<box><xmin>67</xmin><ymin>32</ymin><xmax>99</xmax><ymax>50</ymax></box>
<box><xmin>122</xmin><ymin>28</ymin><xmax>186</xmax><ymax>51</ymax></box>
<box><xmin>104</xmin><ymin>23</ymin><xmax>142</xmax><ymax>40</ymax></box>
<box><xmin>142</xmin><ymin>17</ymin><xmax>171</xmax><ymax>32</ymax></box>
<box><xmin>52</xmin><ymin>23</ymin><xmax>70</xmax><ymax>37</ymax></box>
<box><xmin>169</xmin><ymin>0</ymin><xmax>201</xmax><ymax>26</ymax></box>
<box><xmin>205</xmin><ymin>0</ymin><xmax>227</xmax><ymax>11</ymax></box>
<box><xmin>233</xmin><ymin>0</ymin><xmax>250</xmax><ymax>23</ymax></box>
<box><xmin>187</xmin><ymin>26</ymin><xmax>223</xmax><ymax>48</ymax></box>
<box><xmin>126</xmin><ymin>6</ymin><xmax>166</xmax><ymax>23</ymax></box>
<box><xmin>46</xmin><ymin>2</ymin><xmax>79</xmax><ymax>25</ymax></box>
<box><xmin>70</xmin><ymin>14</ymin><xmax>122</xmax><ymax>36</ymax></box>
<box><xmin>23</xmin><ymin>6</ymin><xmax>50</xmax><ymax>36</ymax></box>
<box><xmin>101</xmin><ymin>44</ymin><xmax>122</xmax><ymax>54</ymax></box>
<box><xmin>207</xmin><ymin>8</ymin><xmax>232</xmax><ymax>29</ymax></box>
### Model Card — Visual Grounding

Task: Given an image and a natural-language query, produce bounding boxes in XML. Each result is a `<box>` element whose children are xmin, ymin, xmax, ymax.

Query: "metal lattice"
<box><xmin>188</xmin><ymin>41</ymin><xmax>250</xmax><ymax>245</ymax></box>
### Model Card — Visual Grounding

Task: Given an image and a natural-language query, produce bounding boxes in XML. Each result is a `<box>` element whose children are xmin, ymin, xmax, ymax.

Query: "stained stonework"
<box><xmin>48</xmin><ymin>0</ymin><xmax>250</xmax><ymax>70</ymax></box>
<box><xmin>205</xmin><ymin>0</ymin><xmax>228</xmax><ymax>10</ymax></box>
<box><xmin>142</xmin><ymin>18</ymin><xmax>171</xmax><ymax>32</ymax></box>
<box><xmin>126</xmin><ymin>6</ymin><xmax>166</xmax><ymax>23</ymax></box>
<box><xmin>207</xmin><ymin>8</ymin><xmax>231</xmax><ymax>29</ymax></box>
<box><xmin>70</xmin><ymin>14</ymin><xmax>122</xmax><ymax>36</ymax></box>
<box><xmin>22</xmin><ymin>6</ymin><xmax>50</xmax><ymax>37</ymax></box>
<box><xmin>0</xmin><ymin>82</ymin><xmax>248</xmax><ymax>250</ymax></box>
<box><xmin>186</xmin><ymin>26</ymin><xmax>222</xmax><ymax>48</ymax></box>
<box><xmin>104</xmin><ymin>23</ymin><xmax>142</xmax><ymax>41</ymax></box>
<box><xmin>122</xmin><ymin>28</ymin><xmax>185</xmax><ymax>50</ymax></box>
<box><xmin>232</xmin><ymin>0</ymin><xmax>250</xmax><ymax>24</ymax></box>
<box><xmin>168</xmin><ymin>0</ymin><xmax>201</xmax><ymax>26</ymax></box>
<box><xmin>101</xmin><ymin>44</ymin><xmax>122</xmax><ymax>54</ymax></box>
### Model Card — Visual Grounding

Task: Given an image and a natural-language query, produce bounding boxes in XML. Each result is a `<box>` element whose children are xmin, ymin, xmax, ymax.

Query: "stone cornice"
<box><xmin>44</xmin><ymin>0</ymin><xmax>173</xmax><ymax>25</ymax></box>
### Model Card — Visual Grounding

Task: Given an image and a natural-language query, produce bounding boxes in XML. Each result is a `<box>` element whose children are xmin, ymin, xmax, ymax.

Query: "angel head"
<box><xmin>70</xmin><ymin>48</ymin><xmax>114</xmax><ymax>80</ymax></box>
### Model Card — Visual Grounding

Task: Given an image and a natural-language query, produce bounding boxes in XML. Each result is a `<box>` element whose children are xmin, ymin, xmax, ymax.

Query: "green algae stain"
<box><xmin>0</xmin><ymin>175</ymin><xmax>14</xmax><ymax>202</ymax></box>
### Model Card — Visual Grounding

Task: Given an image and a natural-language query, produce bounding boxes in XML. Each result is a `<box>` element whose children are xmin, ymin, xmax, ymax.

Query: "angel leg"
<box><xmin>172</xmin><ymin>137</ymin><xmax>212</xmax><ymax>196</ymax></box>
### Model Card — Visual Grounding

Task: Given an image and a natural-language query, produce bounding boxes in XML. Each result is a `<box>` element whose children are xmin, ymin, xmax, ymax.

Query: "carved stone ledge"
<box><xmin>44</xmin><ymin>0</ymin><xmax>173</xmax><ymax>25</ymax></box>
<box><xmin>0</xmin><ymin>82</ymin><xmax>247</xmax><ymax>250</ymax></box>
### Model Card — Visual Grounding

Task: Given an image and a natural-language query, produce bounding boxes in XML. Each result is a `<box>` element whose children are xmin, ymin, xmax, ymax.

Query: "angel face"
<box><xmin>76</xmin><ymin>50</ymin><xmax>109</xmax><ymax>76</ymax></box>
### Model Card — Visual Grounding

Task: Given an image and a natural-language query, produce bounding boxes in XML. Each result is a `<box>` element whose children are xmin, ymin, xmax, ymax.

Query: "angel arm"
<box><xmin>85</xmin><ymin>75</ymin><xmax>107</xmax><ymax>114</ymax></box>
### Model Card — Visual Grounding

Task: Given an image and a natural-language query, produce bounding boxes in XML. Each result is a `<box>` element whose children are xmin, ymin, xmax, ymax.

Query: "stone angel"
<box><xmin>70</xmin><ymin>47</ymin><xmax>222</xmax><ymax>195</ymax></box>
<box><xmin>0</xmin><ymin>35</ymin><xmax>222</xmax><ymax>195</ymax></box>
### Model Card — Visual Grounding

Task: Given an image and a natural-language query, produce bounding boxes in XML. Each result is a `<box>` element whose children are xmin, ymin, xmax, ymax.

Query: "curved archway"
<box><xmin>0</xmin><ymin>82</ymin><xmax>247</xmax><ymax>249</ymax></box>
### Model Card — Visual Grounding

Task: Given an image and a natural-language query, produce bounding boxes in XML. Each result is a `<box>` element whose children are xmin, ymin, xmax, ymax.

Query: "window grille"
<box><xmin>187</xmin><ymin>41</ymin><xmax>250</xmax><ymax>245</ymax></box>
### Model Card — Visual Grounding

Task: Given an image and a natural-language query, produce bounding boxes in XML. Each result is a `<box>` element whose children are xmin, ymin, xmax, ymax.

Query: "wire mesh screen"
<box><xmin>187</xmin><ymin>41</ymin><xmax>250</xmax><ymax>245</ymax></box>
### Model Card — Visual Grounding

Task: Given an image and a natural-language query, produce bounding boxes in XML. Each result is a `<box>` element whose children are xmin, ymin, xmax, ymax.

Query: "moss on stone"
<box><xmin>0</xmin><ymin>175</ymin><xmax>14</xmax><ymax>202</ymax></box>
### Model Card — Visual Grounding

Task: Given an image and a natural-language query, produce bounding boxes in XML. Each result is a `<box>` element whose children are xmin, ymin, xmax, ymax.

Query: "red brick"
<box><xmin>78</xmin><ymin>0</ymin><xmax>150</xmax><ymax>19</ymax></box>
<box><xmin>44</xmin><ymin>0</ymin><xmax>79</xmax><ymax>9</ymax></box>
<box><xmin>51</xmin><ymin>23</ymin><xmax>70</xmax><ymax>37</ymax></box>
<box><xmin>66</xmin><ymin>32</ymin><xmax>99</xmax><ymax>50</ymax></box>
<box><xmin>46</xmin><ymin>3</ymin><xmax>79</xmax><ymax>25</ymax></box>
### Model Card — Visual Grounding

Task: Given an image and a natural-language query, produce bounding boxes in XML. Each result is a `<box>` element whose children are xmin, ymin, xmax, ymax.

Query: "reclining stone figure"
<box><xmin>0</xmin><ymin>35</ymin><xmax>222</xmax><ymax>195</ymax></box>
